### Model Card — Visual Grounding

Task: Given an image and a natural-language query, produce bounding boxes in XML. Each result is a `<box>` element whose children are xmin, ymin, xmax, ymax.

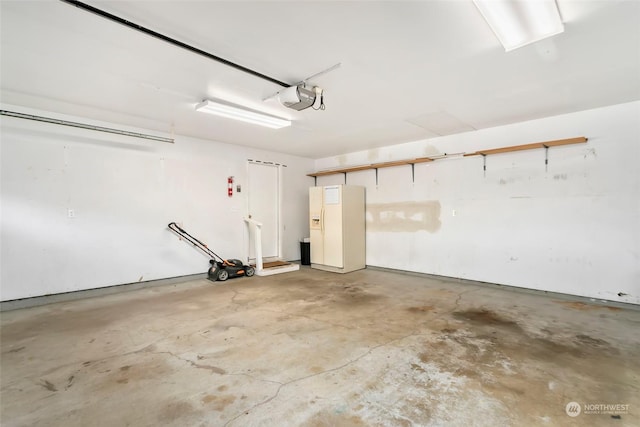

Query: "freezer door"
<box><xmin>309</xmin><ymin>187</ymin><xmax>324</xmax><ymax>264</ymax></box>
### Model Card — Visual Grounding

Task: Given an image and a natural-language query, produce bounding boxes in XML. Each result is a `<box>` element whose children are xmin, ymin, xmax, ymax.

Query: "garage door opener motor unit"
<box><xmin>168</xmin><ymin>222</ymin><xmax>254</xmax><ymax>281</ymax></box>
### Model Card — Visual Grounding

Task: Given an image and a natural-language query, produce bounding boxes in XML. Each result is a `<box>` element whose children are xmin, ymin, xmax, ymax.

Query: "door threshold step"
<box><xmin>255</xmin><ymin>263</ymin><xmax>300</xmax><ymax>276</ymax></box>
<box><xmin>251</xmin><ymin>260</ymin><xmax>291</xmax><ymax>269</ymax></box>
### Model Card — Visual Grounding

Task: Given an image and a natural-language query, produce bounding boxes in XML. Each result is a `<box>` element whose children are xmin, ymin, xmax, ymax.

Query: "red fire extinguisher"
<box><xmin>228</xmin><ymin>176</ymin><xmax>234</xmax><ymax>197</ymax></box>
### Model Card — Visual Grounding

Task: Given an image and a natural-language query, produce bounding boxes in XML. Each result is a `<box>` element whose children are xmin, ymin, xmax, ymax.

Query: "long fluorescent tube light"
<box><xmin>473</xmin><ymin>0</ymin><xmax>564</xmax><ymax>52</ymax></box>
<box><xmin>195</xmin><ymin>99</ymin><xmax>291</xmax><ymax>129</ymax></box>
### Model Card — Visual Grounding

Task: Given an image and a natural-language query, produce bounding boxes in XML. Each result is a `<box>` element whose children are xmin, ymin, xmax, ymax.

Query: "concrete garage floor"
<box><xmin>1</xmin><ymin>267</ymin><xmax>638</xmax><ymax>426</ymax></box>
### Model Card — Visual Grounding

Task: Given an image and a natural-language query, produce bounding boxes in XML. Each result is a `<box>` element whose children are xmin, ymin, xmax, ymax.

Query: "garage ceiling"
<box><xmin>1</xmin><ymin>1</ymin><xmax>639</xmax><ymax>158</ymax></box>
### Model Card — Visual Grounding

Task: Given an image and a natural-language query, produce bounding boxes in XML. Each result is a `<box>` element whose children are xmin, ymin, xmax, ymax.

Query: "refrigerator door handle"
<box><xmin>321</xmin><ymin>208</ymin><xmax>325</xmax><ymax>233</ymax></box>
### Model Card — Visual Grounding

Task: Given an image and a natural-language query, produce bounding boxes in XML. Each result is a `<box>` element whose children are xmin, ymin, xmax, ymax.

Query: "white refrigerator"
<box><xmin>309</xmin><ymin>185</ymin><xmax>365</xmax><ymax>273</ymax></box>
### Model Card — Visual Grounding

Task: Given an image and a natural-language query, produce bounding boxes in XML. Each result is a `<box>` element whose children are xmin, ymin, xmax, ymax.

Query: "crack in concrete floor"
<box><xmin>220</xmin><ymin>281</ymin><xmax>484</xmax><ymax>424</ymax></box>
<box><xmin>223</xmin><ymin>329</ymin><xmax>429</xmax><ymax>427</ymax></box>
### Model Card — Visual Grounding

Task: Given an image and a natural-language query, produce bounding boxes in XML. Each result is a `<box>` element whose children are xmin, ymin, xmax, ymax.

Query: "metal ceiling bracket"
<box><xmin>0</xmin><ymin>110</ymin><xmax>174</xmax><ymax>143</ymax></box>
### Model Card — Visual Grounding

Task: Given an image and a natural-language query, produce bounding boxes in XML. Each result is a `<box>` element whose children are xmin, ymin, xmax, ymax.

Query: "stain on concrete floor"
<box><xmin>1</xmin><ymin>268</ymin><xmax>638</xmax><ymax>426</ymax></box>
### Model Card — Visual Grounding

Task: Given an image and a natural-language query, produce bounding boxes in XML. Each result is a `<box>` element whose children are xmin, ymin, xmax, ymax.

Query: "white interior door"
<box><xmin>247</xmin><ymin>162</ymin><xmax>279</xmax><ymax>260</ymax></box>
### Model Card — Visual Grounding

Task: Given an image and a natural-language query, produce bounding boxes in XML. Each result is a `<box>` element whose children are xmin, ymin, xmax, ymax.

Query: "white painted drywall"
<box><xmin>0</xmin><ymin>105</ymin><xmax>313</xmax><ymax>301</ymax></box>
<box><xmin>314</xmin><ymin>102</ymin><xmax>640</xmax><ymax>304</ymax></box>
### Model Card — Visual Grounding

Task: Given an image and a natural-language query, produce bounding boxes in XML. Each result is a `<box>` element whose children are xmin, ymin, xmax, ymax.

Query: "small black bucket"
<box><xmin>300</xmin><ymin>241</ymin><xmax>311</xmax><ymax>265</ymax></box>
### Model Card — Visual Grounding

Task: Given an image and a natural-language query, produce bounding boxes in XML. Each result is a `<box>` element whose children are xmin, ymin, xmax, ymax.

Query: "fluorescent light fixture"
<box><xmin>473</xmin><ymin>0</ymin><xmax>564</xmax><ymax>52</ymax></box>
<box><xmin>195</xmin><ymin>99</ymin><xmax>291</xmax><ymax>129</ymax></box>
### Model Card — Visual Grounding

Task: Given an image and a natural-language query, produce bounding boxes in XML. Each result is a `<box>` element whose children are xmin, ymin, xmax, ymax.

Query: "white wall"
<box><xmin>315</xmin><ymin>102</ymin><xmax>640</xmax><ymax>304</ymax></box>
<box><xmin>0</xmin><ymin>105</ymin><xmax>314</xmax><ymax>301</ymax></box>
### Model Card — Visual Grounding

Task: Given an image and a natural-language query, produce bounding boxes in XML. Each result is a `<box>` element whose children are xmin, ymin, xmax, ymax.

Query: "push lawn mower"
<box><xmin>168</xmin><ymin>222</ymin><xmax>255</xmax><ymax>281</ymax></box>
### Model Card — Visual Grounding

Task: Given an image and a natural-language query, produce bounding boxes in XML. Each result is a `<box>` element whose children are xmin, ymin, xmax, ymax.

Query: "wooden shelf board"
<box><xmin>542</xmin><ymin>137</ymin><xmax>588</xmax><ymax>147</ymax></box>
<box><xmin>477</xmin><ymin>137</ymin><xmax>588</xmax><ymax>156</ymax></box>
<box><xmin>307</xmin><ymin>136</ymin><xmax>587</xmax><ymax>177</ymax></box>
<box><xmin>308</xmin><ymin>170</ymin><xmax>339</xmax><ymax>177</ymax></box>
<box><xmin>478</xmin><ymin>142</ymin><xmax>545</xmax><ymax>155</ymax></box>
<box><xmin>341</xmin><ymin>165</ymin><xmax>374</xmax><ymax>174</ymax></box>
<box><xmin>410</xmin><ymin>157</ymin><xmax>435</xmax><ymax>164</ymax></box>
<box><xmin>307</xmin><ymin>165</ymin><xmax>372</xmax><ymax>177</ymax></box>
<box><xmin>375</xmin><ymin>160</ymin><xmax>414</xmax><ymax>169</ymax></box>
